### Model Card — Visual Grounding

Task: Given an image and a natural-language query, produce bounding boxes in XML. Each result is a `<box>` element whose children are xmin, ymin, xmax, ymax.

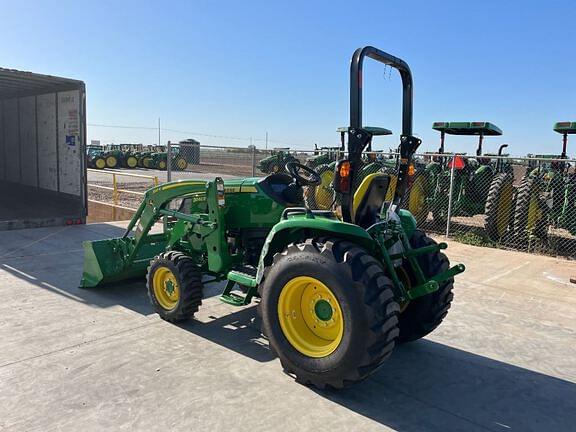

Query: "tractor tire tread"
<box><xmin>147</xmin><ymin>251</ymin><xmax>203</xmax><ymax>323</ymax></box>
<box><xmin>258</xmin><ymin>237</ymin><xmax>399</xmax><ymax>389</ymax></box>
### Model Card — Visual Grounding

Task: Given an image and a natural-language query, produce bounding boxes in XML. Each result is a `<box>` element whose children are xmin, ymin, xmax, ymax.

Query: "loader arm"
<box><xmin>81</xmin><ymin>179</ymin><xmax>227</xmax><ymax>288</ymax></box>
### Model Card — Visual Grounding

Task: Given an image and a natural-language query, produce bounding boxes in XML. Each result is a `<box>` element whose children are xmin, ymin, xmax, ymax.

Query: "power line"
<box><xmin>87</xmin><ymin>122</ymin><xmax>306</xmax><ymax>147</ymax></box>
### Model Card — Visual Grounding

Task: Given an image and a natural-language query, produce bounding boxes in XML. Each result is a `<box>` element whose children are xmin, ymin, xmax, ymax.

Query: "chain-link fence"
<box><xmin>161</xmin><ymin>143</ymin><xmax>576</xmax><ymax>259</ymax></box>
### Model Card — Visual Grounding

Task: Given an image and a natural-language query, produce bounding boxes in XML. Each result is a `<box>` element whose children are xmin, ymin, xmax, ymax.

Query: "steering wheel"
<box><xmin>285</xmin><ymin>162</ymin><xmax>321</xmax><ymax>186</ymax></box>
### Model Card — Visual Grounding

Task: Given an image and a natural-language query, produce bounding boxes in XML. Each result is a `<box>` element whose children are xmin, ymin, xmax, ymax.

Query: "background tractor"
<box><xmin>425</xmin><ymin>122</ymin><xmax>514</xmax><ymax>240</ymax></box>
<box><xmin>80</xmin><ymin>46</ymin><xmax>464</xmax><ymax>389</ymax></box>
<box><xmin>86</xmin><ymin>144</ymin><xmax>106</xmax><ymax>169</ymax></box>
<box><xmin>513</xmin><ymin>122</ymin><xmax>576</xmax><ymax>240</ymax></box>
<box><xmin>257</xmin><ymin>149</ymin><xmax>300</xmax><ymax>174</ymax></box>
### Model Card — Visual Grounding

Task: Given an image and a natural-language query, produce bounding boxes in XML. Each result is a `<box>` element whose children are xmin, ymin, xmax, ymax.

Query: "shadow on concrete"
<box><xmin>2</xmin><ymin>223</ymin><xmax>575</xmax><ymax>430</ymax></box>
<box><xmin>175</xmin><ymin>306</ymin><xmax>576</xmax><ymax>432</ymax></box>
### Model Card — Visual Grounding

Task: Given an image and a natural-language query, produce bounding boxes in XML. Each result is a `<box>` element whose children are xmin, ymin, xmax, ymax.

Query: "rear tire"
<box><xmin>147</xmin><ymin>251</ymin><xmax>203</xmax><ymax>322</ymax></box>
<box><xmin>484</xmin><ymin>173</ymin><xmax>514</xmax><ymax>240</ymax></box>
<box><xmin>513</xmin><ymin>175</ymin><xmax>548</xmax><ymax>240</ymax></box>
<box><xmin>94</xmin><ymin>157</ymin><xmax>106</xmax><ymax>169</ymax></box>
<box><xmin>401</xmin><ymin>171</ymin><xmax>429</xmax><ymax>225</ymax></box>
<box><xmin>259</xmin><ymin>238</ymin><xmax>400</xmax><ymax>389</ymax></box>
<box><xmin>126</xmin><ymin>156</ymin><xmax>138</xmax><ymax>168</ymax></box>
<box><xmin>397</xmin><ymin>230</ymin><xmax>454</xmax><ymax>343</ymax></box>
<box><xmin>105</xmin><ymin>155</ymin><xmax>118</xmax><ymax>169</ymax></box>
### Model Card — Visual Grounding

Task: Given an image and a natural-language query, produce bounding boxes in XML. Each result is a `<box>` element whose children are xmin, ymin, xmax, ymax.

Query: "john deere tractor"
<box><xmin>306</xmin><ymin>127</ymin><xmax>395</xmax><ymax>211</ymax></box>
<box><xmin>80</xmin><ymin>47</ymin><xmax>464</xmax><ymax>389</ymax></box>
<box><xmin>257</xmin><ymin>149</ymin><xmax>299</xmax><ymax>174</ymax></box>
<box><xmin>426</xmin><ymin>122</ymin><xmax>514</xmax><ymax>239</ymax></box>
<box><xmin>86</xmin><ymin>145</ymin><xmax>106</xmax><ymax>169</ymax></box>
<box><xmin>513</xmin><ymin>122</ymin><xmax>576</xmax><ymax>240</ymax></box>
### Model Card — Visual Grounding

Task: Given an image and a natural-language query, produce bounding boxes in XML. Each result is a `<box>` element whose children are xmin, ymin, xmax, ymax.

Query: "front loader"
<box><xmin>81</xmin><ymin>46</ymin><xmax>465</xmax><ymax>389</ymax></box>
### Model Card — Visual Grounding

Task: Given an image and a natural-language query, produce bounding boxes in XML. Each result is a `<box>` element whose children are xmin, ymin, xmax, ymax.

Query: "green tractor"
<box><xmin>304</xmin><ymin>138</ymin><xmax>345</xmax><ymax>210</ymax></box>
<box><xmin>306</xmin><ymin>128</ymin><xmax>394</xmax><ymax>211</ymax></box>
<box><xmin>425</xmin><ymin>122</ymin><xmax>514</xmax><ymax>239</ymax></box>
<box><xmin>257</xmin><ymin>149</ymin><xmax>300</xmax><ymax>174</ymax></box>
<box><xmin>86</xmin><ymin>145</ymin><xmax>106</xmax><ymax>169</ymax></box>
<box><xmin>80</xmin><ymin>46</ymin><xmax>464</xmax><ymax>388</ymax></box>
<box><xmin>513</xmin><ymin>122</ymin><xmax>576</xmax><ymax>240</ymax></box>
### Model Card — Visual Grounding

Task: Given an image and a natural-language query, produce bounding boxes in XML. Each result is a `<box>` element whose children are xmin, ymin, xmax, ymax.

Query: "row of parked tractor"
<box><xmin>86</xmin><ymin>144</ymin><xmax>190</xmax><ymax>171</ymax></box>
<box><xmin>258</xmin><ymin>121</ymin><xmax>576</xmax><ymax>242</ymax></box>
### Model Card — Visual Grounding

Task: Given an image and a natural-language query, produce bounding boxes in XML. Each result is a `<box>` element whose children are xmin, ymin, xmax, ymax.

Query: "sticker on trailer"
<box><xmin>66</xmin><ymin>135</ymin><xmax>76</xmax><ymax>146</ymax></box>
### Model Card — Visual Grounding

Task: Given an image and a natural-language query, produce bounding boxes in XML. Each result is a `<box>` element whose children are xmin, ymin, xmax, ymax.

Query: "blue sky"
<box><xmin>2</xmin><ymin>1</ymin><xmax>575</xmax><ymax>155</ymax></box>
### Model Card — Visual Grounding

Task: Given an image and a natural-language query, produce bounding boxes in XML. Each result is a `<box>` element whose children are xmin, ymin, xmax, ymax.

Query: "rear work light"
<box><xmin>448</xmin><ymin>156</ymin><xmax>466</xmax><ymax>170</ymax></box>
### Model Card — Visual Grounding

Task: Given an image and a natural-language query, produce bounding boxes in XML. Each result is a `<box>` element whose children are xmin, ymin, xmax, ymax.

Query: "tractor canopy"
<box><xmin>433</xmin><ymin>122</ymin><xmax>502</xmax><ymax>136</ymax></box>
<box><xmin>554</xmin><ymin>122</ymin><xmax>576</xmax><ymax>134</ymax></box>
<box><xmin>337</xmin><ymin>126</ymin><xmax>393</xmax><ymax>136</ymax></box>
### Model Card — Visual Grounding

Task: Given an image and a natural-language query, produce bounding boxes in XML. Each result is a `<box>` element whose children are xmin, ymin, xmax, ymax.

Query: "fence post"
<box><xmin>251</xmin><ymin>146</ymin><xmax>256</xmax><ymax>177</ymax></box>
<box><xmin>112</xmin><ymin>173</ymin><xmax>118</xmax><ymax>206</ymax></box>
<box><xmin>167</xmin><ymin>140</ymin><xmax>172</xmax><ymax>183</ymax></box>
<box><xmin>445</xmin><ymin>155</ymin><xmax>456</xmax><ymax>238</ymax></box>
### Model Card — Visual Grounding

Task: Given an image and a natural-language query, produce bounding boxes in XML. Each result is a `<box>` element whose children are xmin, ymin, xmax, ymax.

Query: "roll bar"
<box><xmin>340</xmin><ymin>47</ymin><xmax>421</xmax><ymax>222</ymax></box>
<box><xmin>350</xmin><ymin>46</ymin><xmax>414</xmax><ymax>136</ymax></box>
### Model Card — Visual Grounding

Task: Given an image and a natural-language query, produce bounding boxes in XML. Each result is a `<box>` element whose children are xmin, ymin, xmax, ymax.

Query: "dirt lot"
<box><xmin>0</xmin><ymin>222</ymin><xmax>575</xmax><ymax>431</ymax></box>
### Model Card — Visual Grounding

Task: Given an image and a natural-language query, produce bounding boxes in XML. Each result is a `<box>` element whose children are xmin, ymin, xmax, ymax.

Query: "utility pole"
<box><xmin>265</xmin><ymin>131</ymin><xmax>268</xmax><ymax>150</ymax></box>
<box><xmin>158</xmin><ymin>118</ymin><xmax>161</xmax><ymax>146</ymax></box>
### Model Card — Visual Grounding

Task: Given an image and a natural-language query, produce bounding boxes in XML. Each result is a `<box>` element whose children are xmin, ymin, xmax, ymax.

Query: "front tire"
<box><xmin>259</xmin><ymin>238</ymin><xmax>400</xmax><ymax>389</ymax></box>
<box><xmin>147</xmin><ymin>251</ymin><xmax>203</xmax><ymax>322</ymax></box>
<box><xmin>513</xmin><ymin>175</ymin><xmax>547</xmax><ymax>239</ymax></box>
<box><xmin>397</xmin><ymin>230</ymin><xmax>454</xmax><ymax>343</ymax></box>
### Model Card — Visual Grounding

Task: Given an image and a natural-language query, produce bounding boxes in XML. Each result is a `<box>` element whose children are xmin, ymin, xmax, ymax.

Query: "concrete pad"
<box><xmin>0</xmin><ymin>223</ymin><xmax>575</xmax><ymax>431</ymax></box>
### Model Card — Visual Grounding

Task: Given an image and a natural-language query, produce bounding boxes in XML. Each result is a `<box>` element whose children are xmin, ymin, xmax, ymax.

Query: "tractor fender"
<box><xmin>474</xmin><ymin>164</ymin><xmax>493</xmax><ymax>176</ymax></box>
<box><xmin>255</xmin><ymin>215</ymin><xmax>377</xmax><ymax>284</ymax></box>
<box><xmin>398</xmin><ymin>209</ymin><xmax>417</xmax><ymax>238</ymax></box>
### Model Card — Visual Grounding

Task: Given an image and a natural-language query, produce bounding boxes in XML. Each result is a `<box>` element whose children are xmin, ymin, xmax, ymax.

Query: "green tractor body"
<box><xmin>86</xmin><ymin>145</ymin><xmax>106</xmax><ymax>169</ymax></box>
<box><xmin>80</xmin><ymin>47</ymin><xmax>465</xmax><ymax>388</ymax></box>
<box><xmin>513</xmin><ymin>122</ymin><xmax>576</xmax><ymax>239</ymax></box>
<box><xmin>257</xmin><ymin>149</ymin><xmax>299</xmax><ymax>174</ymax></box>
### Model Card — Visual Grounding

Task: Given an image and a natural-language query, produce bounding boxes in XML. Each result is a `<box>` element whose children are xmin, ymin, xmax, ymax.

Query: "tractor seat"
<box><xmin>353</xmin><ymin>173</ymin><xmax>390</xmax><ymax>228</ymax></box>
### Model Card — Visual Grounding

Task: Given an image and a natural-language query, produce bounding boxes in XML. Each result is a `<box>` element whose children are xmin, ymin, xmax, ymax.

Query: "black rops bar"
<box><xmin>341</xmin><ymin>46</ymin><xmax>421</xmax><ymax>223</ymax></box>
<box><xmin>350</xmin><ymin>46</ymin><xmax>413</xmax><ymax>135</ymax></box>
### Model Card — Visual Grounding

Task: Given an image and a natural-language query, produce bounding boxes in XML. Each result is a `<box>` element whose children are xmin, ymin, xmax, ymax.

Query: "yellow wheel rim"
<box><xmin>106</xmin><ymin>156</ymin><xmax>117</xmax><ymax>167</ymax></box>
<box><xmin>127</xmin><ymin>156</ymin><xmax>138</xmax><ymax>168</ymax></box>
<box><xmin>314</xmin><ymin>170</ymin><xmax>334</xmax><ymax>210</ymax></box>
<box><xmin>153</xmin><ymin>267</ymin><xmax>180</xmax><ymax>311</ymax></box>
<box><xmin>408</xmin><ymin>175</ymin><xmax>427</xmax><ymax>220</ymax></box>
<box><xmin>177</xmin><ymin>159</ymin><xmax>187</xmax><ymax>170</ymax></box>
<box><xmin>159</xmin><ymin>161</ymin><xmax>167</xmax><ymax>170</ymax></box>
<box><xmin>386</xmin><ymin>175</ymin><xmax>397</xmax><ymax>201</ymax></box>
<box><xmin>495</xmin><ymin>182</ymin><xmax>514</xmax><ymax>236</ymax></box>
<box><xmin>95</xmin><ymin>159</ymin><xmax>106</xmax><ymax>169</ymax></box>
<box><xmin>143</xmin><ymin>158</ymin><xmax>152</xmax><ymax>168</ymax></box>
<box><xmin>527</xmin><ymin>193</ymin><xmax>541</xmax><ymax>232</ymax></box>
<box><xmin>278</xmin><ymin>276</ymin><xmax>344</xmax><ymax>358</ymax></box>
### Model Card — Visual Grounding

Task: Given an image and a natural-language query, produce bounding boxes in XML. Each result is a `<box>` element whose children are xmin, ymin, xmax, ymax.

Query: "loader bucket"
<box><xmin>80</xmin><ymin>233</ymin><xmax>168</xmax><ymax>288</ymax></box>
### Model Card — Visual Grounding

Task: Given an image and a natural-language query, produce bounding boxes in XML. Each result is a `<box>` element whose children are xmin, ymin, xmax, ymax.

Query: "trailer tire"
<box><xmin>484</xmin><ymin>173</ymin><xmax>514</xmax><ymax>240</ymax></box>
<box><xmin>259</xmin><ymin>238</ymin><xmax>400</xmax><ymax>389</ymax></box>
<box><xmin>147</xmin><ymin>251</ymin><xmax>203</xmax><ymax>322</ymax></box>
<box><xmin>397</xmin><ymin>230</ymin><xmax>454</xmax><ymax>343</ymax></box>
